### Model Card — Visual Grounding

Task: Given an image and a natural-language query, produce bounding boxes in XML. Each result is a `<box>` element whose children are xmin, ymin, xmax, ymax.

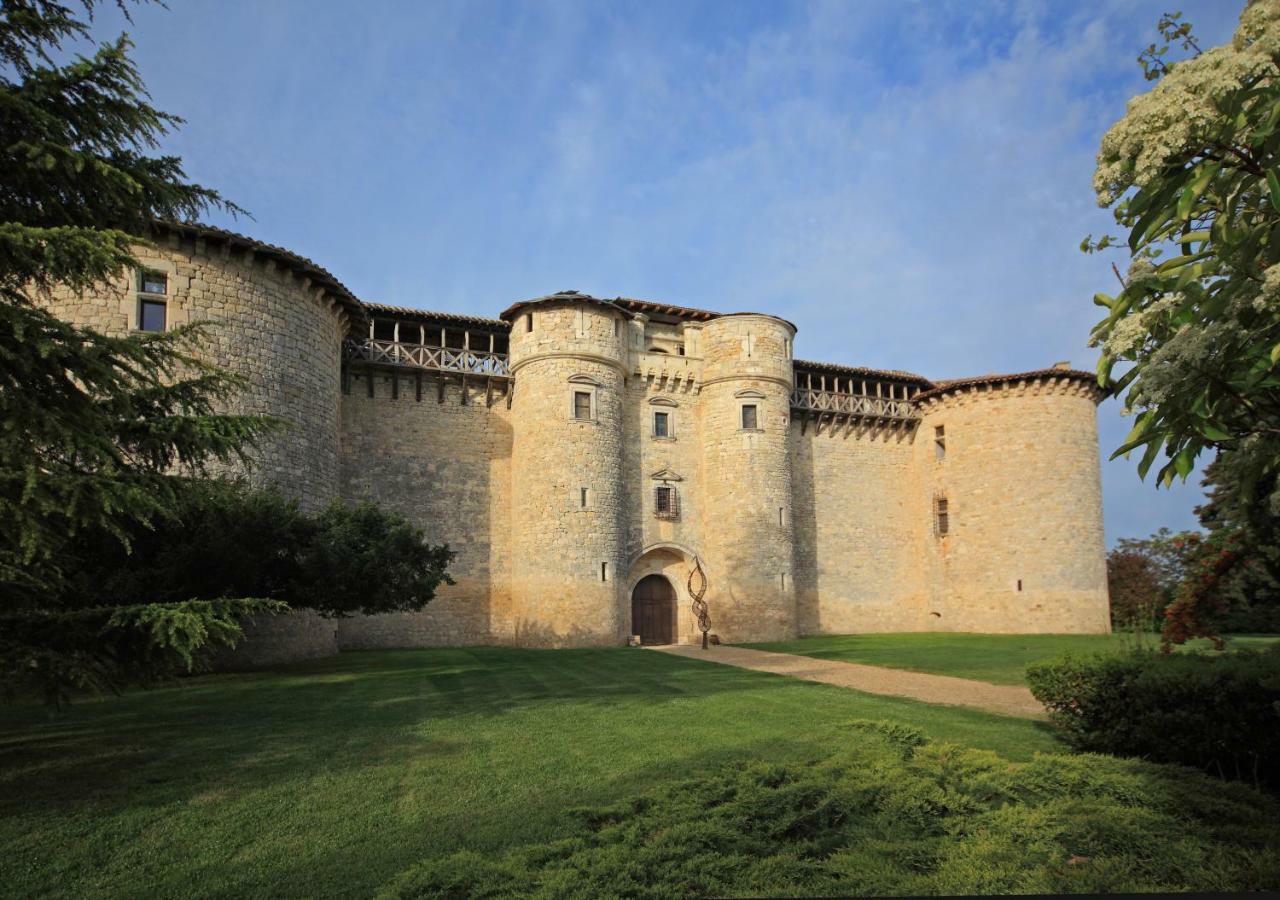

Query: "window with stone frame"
<box><xmin>654</xmin><ymin>484</ymin><xmax>679</xmax><ymax>520</ymax></box>
<box><xmin>934</xmin><ymin>425</ymin><xmax>947</xmax><ymax>461</ymax></box>
<box><xmin>573</xmin><ymin>390</ymin><xmax>592</xmax><ymax>420</ymax></box>
<box><xmin>137</xmin><ymin>269</ymin><xmax>168</xmax><ymax>332</ymax></box>
<box><xmin>653</xmin><ymin>410</ymin><xmax>671</xmax><ymax>438</ymax></box>
<box><xmin>740</xmin><ymin>403</ymin><xmax>759</xmax><ymax>430</ymax></box>
<box><xmin>935</xmin><ymin>496</ymin><xmax>950</xmax><ymax>537</ymax></box>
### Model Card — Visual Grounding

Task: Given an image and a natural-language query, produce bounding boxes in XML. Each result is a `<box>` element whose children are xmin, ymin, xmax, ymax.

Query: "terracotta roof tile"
<box><xmin>794</xmin><ymin>358</ymin><xmax>934</xmax><ymax>386</ymax></box>
<box><xmin>912</xmin><ymin>368</ymin><xmax>1103</xmax><ymax>403</ymax></box>
<box><xmin>363</xmin><ymin>301</ymin><xmax>507</xmax><ymax>330</ymax></box>
<box><xmin>153</xmin><ymin>221</ymin><xmax>366</xmax><ymax>323</ymax></box>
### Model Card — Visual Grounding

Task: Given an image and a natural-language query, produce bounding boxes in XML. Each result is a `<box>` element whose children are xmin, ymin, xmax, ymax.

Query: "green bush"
<box><xmin>64</xmin><ymin>481</ymin><xmax>455</xmax><ymax>618</ymax></box>
<box><xmin>1027</xmin><ymin>649</ymin><xmax>1280</xmax><ymax>789</ymax></box>
<box><xmin>378</xmin><ymin>721</ymin><xmax>1280</xmax><ymax>898</ymax></box>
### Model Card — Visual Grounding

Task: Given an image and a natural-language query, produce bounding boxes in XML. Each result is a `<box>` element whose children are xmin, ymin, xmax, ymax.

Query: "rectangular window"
<box><xmin>138</xmin><ymin>298</ymin><xmax>167</xmax><ymax>332</ymax></box>
<box><xmin>653</xmin><ymin>411</ymin><xmax>670</xmax><ymax>437</ymax></box>
<box><xmin>573</xmin><ymin>391</ymin><xmax>592</xmax><ymax>420</ymax></box>
<box><xmin>741</xmin><ymin>404</ymin><xmax>759</xmax><ymax>430</ymax></box>
<box><xmin>935</xmin><ymin>497</ymin><xmax>950</xmax><ymax>537</ymax></box>
<box><xmin>580</xmin><ymin>487</ymin><xmax>589</xmax><ymax>508</ymax></box>
<box><xmin>654</xmin><ymin>485</ymin><xmax>678</xmax><ymax>519</ymax></box>
<box><xmin>526</xmin><ymin>313</ymin><xmax>534</xmax><ymax>332</ymax></box>
<box><xmin>934</xmin><ymin>425</ymin><xmax>946</xmax><ymax>461</ymax></box>
<box><xmin>601</xmin><ymin>562</ymin><xmax>608</xmax><ymax>582</ymax></box>
<box><xmin>140</xmin><ymin>270</ymin><xmax>168</xmax><ymax>295</ymax></box>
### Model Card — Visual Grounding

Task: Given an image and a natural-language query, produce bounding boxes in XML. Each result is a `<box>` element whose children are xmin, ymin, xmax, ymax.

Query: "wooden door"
<box><xmin>631</xmin><ymin>575</ymin><xmax>676</xmax><ymax>645</ymax></box>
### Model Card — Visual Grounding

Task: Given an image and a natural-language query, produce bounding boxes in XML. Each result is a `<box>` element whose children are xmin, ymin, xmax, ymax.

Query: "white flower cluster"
<box><xmin>1094</xmin><ymin>0</ymin><xmax>1280</xmax><ymax>206</ymax></box>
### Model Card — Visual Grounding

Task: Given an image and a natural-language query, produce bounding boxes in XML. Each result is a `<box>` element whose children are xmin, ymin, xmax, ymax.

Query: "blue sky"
<box><xmin>93</xmin><ymin>0</ymin><xmax>1245</xmax><ymax>543</ymax></box>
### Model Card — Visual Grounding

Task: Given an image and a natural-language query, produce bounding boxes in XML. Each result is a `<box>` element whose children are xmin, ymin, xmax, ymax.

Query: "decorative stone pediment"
<box><xmin>567</xmin><ymin>373</ymin><xmax>602</xmax><ymax>386</ymax></box>
<box><xmin>734</xmin><ymin>388</ymin><xmax>766</xmax><ymax>399</ymax></box>
<box><xmin>648</xmin><ymin>396</ymin><xmax>678</xmax><ymax>407</ymax></box>
<box><xmin>649</xmin><ymin>467</ymin><xmax>682</xmax><ymax>482</ymax></box>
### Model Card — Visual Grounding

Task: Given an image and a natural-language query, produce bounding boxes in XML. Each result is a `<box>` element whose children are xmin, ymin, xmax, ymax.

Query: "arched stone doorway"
<box><xmin>631</xmin><ymin>574</ymin><xmax>676</xmax><ymax>645</ymax></box>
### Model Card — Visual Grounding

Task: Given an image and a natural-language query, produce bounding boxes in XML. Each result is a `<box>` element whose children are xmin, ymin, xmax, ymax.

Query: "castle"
<box><xmin>44</xmin><ymin>223</ymin><xmax>1111</xmax><ymax>663</ymax></box>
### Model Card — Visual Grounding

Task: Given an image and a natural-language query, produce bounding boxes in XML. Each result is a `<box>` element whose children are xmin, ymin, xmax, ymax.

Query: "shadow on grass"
<box><xmin>0</xmin><ymin>648</ymin><xmax>838</xmax><ymax>816</ymax></box>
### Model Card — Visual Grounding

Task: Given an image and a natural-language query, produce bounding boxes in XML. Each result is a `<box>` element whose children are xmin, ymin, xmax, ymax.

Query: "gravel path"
<box><xmin>653</xmin><ymin>644</ymin><xmax>1045</xmax><ymax>718</ymax></box>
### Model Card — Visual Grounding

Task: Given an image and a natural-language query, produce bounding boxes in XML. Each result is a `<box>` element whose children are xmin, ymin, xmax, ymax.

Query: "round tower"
<box><xmin>698</xmin><ymin>313</ymin><xmax>798</xmax><ymax>642</ymax></box>
<box><xmin>915</xmin><ymin>370</ymin><xmax>1109</xmax><ymax>633</ymax></box>
<box><xmin>39</xmin><ymin>224</ymin><xmax>353</xmax><ymax>510</ymax></box>
<box><xmin>502</xmin><ymin>291</ymin><xmax>629</xmax><ymax>646</ymax></box>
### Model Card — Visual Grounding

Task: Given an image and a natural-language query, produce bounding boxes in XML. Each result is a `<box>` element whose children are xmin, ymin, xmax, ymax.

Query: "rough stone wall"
<box><xmin>207</xmin><ymin>609</ymin><xmax>339</xmax><ymax>670</ymax></box>
<box><xmin>38</xmin><ymin>237</ymin><xmax>349</xmax><ymax>668</ymax></box>
<box><xmin>507</xmin><ymin>301</ymin><xmax>629</xmax><ymax>646</ymax></box>
<box><xmin>698</xmin><ymin>315</ymin><xmax>797</xmax><ymax>642</ymax></box>
<box><xmin>38</xmin><ymin>236</ymin><xmax>347</xmax><ymax>510</ymax></box>
<box><xmin>791</xmin><ymin>422</ymin><xmax>930</xmax><ymax>634</ymax></box>
<box><xmin>336</xmin><ymin>372</ymin><xmax>512</xmax><ymax>648</ymax></box>
<box><xmin>914</xmin><ymin>380</ymin><xmax>1110</xmax><ymax>633</ymax></box>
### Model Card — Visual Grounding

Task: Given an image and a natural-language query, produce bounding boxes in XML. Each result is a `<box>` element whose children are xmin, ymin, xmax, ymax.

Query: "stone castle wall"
<box><xmin>41</xmin><ymin>235</ymin><xmax>348</xmax><ymax>510</ymax></box>
<box><xmin>38</xmin><ymin>235</ymin><xmax>352</xmax><ymax>669</ymax></box>
<box><xmin>506</xmin><ymin>301</ymin><xmax>629</xmax><ymax>646</ymax></box>
<box><xmin>915</xmin><ymin>379</ymin><xmax>1110</xmax><ymax>633</ymax></box>
<box><xmin>40</xmin><ymin>237</ymin><xmax>1111</xmax><ymax>656</ymax></box>
<box><xmin>336</xmin><ymin>372</ymin><xmax>513</xmax><ymax>648</ymax></box>
<box><xmin>698</xmin><ymin>314</ymin><xmax>798</xmax><ymax>642</ymax></box>
<box><xmin>791</xmin><ymin>423</ymin><xmax>930</xmax><ymax>634</ymax></box>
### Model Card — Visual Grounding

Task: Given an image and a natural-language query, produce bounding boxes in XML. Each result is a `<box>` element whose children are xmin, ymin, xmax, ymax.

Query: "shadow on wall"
<box><xmin>338</xmin><ymin>375</ymin><xmax>512</xmax><ymax>647</ymax></box>
<box><xmin>512</xmin><ymin>618</ymin><xmax>620</xmax><ymax>648</ymax></box>
<box><xmin>790</xmin><ymin>424</ymin><xmax>820</xmax><ymax>635</ymax></box>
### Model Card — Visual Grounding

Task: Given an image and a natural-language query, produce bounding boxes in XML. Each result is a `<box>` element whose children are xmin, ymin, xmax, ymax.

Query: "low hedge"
<box><xmin>379</xmin><ymin>721</ymin><xmax>1280</xmax><ymax>898</ymax></box>
<box><xmin>1027</xmin><ymin>647</ymin><xmax>1280</xmax><ymax>789</ymax></box>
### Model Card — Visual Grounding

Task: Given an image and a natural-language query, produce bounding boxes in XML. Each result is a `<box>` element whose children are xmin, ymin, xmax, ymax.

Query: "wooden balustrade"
<box><xmin>789</xmin><ymin>387</ymin><xmax>917</xmax><ymax>421</ymax></box>
<box><xmin>343</xmin><ymin>337</ymin><xmax>511</xmax><ymax>378</ymax></box>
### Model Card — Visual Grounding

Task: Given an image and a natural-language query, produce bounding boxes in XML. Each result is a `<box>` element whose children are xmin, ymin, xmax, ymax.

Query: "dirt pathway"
<box><xmin>652</xmin><ymin>644</ymin><xmax>1045</xmax><ymax>718</ymax></box>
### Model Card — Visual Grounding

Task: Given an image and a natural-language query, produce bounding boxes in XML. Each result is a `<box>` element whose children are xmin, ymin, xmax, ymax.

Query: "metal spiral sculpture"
<box><xmin>688</xmin><ymin>556</ymin><xmax>711</xmax><ymax>650</ymax></box>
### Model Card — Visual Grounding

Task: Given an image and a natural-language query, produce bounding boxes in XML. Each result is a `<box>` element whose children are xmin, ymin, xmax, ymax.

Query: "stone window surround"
<box><xmin>128</xmin><ymin>256</ymin><xmax>183</xmax><ymax>333</ymax></box>
<box><xmin>735</xmin><ymin>389</ymin><xmax>766</xmax><ymax>433</ymax></box>
<box><xmin>567</xmin><ymin>374</ymin><xmax>600</xmax><ymax>423</ymax></box>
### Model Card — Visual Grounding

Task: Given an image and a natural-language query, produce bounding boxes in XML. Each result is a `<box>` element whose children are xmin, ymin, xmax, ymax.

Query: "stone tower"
<box><xmin>501</xmin><ymin>292</ymin><xmax>630</xmax><ymax>646</ymax></box>
<box><xmin>698</xmin><ymin>313</ymin><xmax>799</xmax><ymax>642</ymax></box>
<box><xmin>915</xmin><ymin>371</ymin><xmax>1110</xmax><ymax>632</ymax></box>
<box><xmin>40</xmin><ymin>224</ymin><xmax>356</xmax><ymax>510</ymax></box>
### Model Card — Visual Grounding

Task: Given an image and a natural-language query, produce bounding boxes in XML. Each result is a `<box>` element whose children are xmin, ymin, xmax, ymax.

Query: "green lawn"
<box><xmin>0</xmin><ymin>647</ymin><xmax>1061</xmax><ymax>899</ymax></box>
<box><xmin>744</xmin><ymin>632</ymin><xmax>1280</xmax><ymax>685</ymax></box>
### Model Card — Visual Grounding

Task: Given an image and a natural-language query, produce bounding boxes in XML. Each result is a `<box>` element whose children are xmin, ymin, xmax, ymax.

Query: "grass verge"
<box><xmin>743</xmin><ymin>632</ymin><xmax>1280</xmax><ymax>685</ymax></box>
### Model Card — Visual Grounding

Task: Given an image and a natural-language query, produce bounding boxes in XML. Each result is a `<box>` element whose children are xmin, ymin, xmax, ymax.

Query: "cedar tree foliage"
<box><xmin>0</xmin><ymin>0</ymin><xmax>280</xmax><ymax>704</ymax></box>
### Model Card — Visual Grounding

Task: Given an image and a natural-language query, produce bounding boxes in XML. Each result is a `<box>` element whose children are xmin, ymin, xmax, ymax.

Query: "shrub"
<box><xmin>1027</xmin><ymin>649</ymin><xmax>1280</xmax><ymax>789</ymax></box>
<box><xmin>378</xmin><ymin>720</ymin><xmax>1280</xmax><ymax>898</ymax></box>
<box><xmin>63</xmin><ymin>481</ymin><xmax>455</xmax><ymax>619</ymax></box>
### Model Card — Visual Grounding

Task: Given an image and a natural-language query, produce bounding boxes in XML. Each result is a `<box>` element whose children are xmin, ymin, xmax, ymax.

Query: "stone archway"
<box><xmin>630</xmin><ymin>574</ymin><xmax>676</xmax><ymax>645</ymax></box>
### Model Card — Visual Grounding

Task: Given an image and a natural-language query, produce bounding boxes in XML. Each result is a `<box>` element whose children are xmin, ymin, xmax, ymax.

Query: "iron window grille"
<box><xmin>654</xmin><ymin>484</ymin><xmax>679</xmax><ymax>520</ymax></box>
